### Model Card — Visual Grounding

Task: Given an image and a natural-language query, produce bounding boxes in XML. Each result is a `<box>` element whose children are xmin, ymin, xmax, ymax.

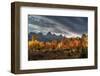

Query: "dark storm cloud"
<box><xmin>28</xmin><ymin>15</ymin><xmax>88</xmax><ymax>37</ymax></box>
<box><xmin>44</xmin><ymin>16</ymin><xmax>88</xmax><ymax>34</ymax></box>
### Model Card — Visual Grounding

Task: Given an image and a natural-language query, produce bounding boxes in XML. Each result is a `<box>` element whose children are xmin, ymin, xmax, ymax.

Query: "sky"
<box><xmin>28</xmin><ymin>15</ymin><xmax>88</xmax><ymax>37</ymax></box>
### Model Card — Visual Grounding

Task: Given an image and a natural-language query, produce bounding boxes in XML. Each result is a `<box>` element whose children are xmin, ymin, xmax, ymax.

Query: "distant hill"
<box><xmin>28</xmin><ymin>32</ymin><xmax>64</xmax><ymax>42</ymax></box>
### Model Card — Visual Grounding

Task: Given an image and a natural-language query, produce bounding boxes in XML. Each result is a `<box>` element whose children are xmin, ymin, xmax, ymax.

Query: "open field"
<box><xmin>28</xmin><ymin>48</ymin><xmax>88</xmax><ymax>60</ymax></box>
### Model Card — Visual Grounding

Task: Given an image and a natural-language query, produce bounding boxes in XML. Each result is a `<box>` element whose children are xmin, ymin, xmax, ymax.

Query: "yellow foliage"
<box><xmin>28</xmin><ymin>35</ymin><xmax>88</xmax><ymax>50</ymax></box>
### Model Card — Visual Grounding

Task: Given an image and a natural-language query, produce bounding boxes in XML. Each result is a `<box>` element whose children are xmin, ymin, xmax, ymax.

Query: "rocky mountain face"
<box><xmin>28</xmin><ymin>32</ymin><xmax>64</xmax><ymax>42</ymax></box>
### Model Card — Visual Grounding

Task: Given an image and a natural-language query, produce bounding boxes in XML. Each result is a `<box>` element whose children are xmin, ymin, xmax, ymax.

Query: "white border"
<box><xmin>20</xmin><ymin>6</ymin><xmax>95</xmax><ymax>70</ymax></box>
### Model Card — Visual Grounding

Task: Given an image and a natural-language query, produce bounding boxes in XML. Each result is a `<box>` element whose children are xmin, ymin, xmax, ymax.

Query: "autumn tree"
<box><xmin>80</xmin><ymin>33</ymin><xmax>88</xmax><ymax>58</ymax></box>
<box><xmin>81</xmin><ymin>33</ymin><xmax>88</xmax><ymax>48</ymax></box>
<box><xmin>32</xmin><ymin>35</ymin><xmax>38</xmax><ymax>41</ymax></box>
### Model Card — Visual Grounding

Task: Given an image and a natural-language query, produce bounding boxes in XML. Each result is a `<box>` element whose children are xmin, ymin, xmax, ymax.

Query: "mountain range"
<box><xmin>28</xmin><ymin>32</ymin><xmax>64</xmax><ymax>42</ymax></box>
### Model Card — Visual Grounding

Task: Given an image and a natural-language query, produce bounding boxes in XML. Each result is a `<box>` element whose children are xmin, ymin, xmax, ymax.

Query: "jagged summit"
<box><xmin>28</xmin><ymin>32</ymin><xmax>64</xmax><ymax>42</ymax></box>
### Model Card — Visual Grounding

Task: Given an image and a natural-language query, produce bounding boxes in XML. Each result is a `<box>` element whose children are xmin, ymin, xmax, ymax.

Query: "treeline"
<box><xmin>28</xmin><ymin>33</ymin><xmax>88</xmax><ymax>51</ymax></box>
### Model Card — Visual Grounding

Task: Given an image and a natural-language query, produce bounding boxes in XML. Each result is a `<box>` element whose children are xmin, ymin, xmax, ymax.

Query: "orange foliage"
<box><xmin>28</xmin><ymin>35</ymin><xmax>88</xmax><ymax>50</ymax></box>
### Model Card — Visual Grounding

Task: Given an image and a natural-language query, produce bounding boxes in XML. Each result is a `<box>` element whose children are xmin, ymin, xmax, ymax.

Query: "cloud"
<box><xmin>28</xmin><ymin>15</ymin><xmax>88</xmax><ymax>37</ymax></box>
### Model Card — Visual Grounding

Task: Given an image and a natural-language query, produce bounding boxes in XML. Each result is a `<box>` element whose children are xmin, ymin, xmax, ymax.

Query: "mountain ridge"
<box><xmin>28</xmin><ymin>32</ymin><xmax>64</xmax><ymax>42</ymax></box>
